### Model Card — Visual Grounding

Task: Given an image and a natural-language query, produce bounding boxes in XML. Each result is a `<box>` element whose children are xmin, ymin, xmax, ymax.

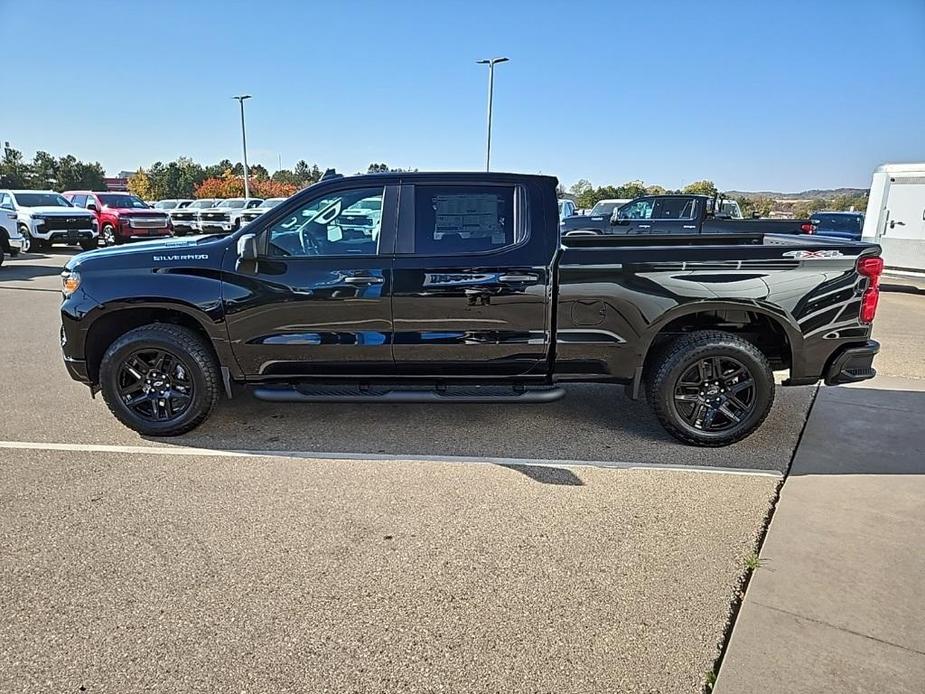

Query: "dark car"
<box><xmin>809</xmin><ymin>212</ymin><xmax>864</xmax><ymax>241</ymax></box>
<box><xmin>60</xmin><ymin>172</ymin><xmax>881</xmax><ymax>447</ymax></box>
<box><xmin>563</xmin><ymin>194</ymin><xmax>814</xmax><ymax>237</ymax></box>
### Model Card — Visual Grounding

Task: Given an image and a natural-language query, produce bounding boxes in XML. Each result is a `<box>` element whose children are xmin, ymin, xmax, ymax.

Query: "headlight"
<box><xmin>61</xmin><ymin>270</ymin><xmax>81</xmax><ymax>296</ymax></box>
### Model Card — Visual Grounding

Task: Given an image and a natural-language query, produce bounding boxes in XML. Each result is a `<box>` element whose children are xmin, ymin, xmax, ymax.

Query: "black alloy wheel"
<box><xmin>672</xmin><ymin>356</ymin><xmax>756</xmax><ymax>433</ymax></box>
<box><xmin>99</xmin><ymin>324</ymin><xmax>220</xmax><ymax>436</ymax></box>
<box><xmin>646</xmin><ymin>330</ymin><xmax>775</xmax><ymax>447</ymax></box>
<box><xmin>116</xmin><ymin>348</ymin><xmax>195</xmax><ymax>423</ymax></box>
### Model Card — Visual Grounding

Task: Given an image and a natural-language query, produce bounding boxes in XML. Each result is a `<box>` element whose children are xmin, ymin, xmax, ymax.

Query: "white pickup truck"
<box><xmin>0</xmin><ymin>190</ymin><xmax>98</xmax><ymax>252</ymax></box>
<box><xmin>0</xmin><ymin>199</ymin><xmax>24</xmax><ymax>265</ymax></box>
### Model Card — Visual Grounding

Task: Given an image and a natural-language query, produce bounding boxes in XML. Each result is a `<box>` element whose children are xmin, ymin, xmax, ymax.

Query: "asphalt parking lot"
<box><xmin>0</xmin><ymin>248</ymin><xmax>917</xmax><ymax>692</ymax></box>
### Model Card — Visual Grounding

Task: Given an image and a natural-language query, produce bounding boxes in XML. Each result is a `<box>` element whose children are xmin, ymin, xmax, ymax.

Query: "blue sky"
<box><xmin>2</xmin><ymin>0</ymin><xmax>923</xmax><ymax>192</ymax></box>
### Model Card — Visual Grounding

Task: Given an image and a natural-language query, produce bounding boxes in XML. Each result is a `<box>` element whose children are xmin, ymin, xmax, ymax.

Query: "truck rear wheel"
<box><xmin>99</xmin><ymin>324</ymin><xmax>220</xmax><ymax>436</ymax></box>
<box><xmin>645</xmin><ymin>330</ymin><xmax>774</xmax><ymax>447</ymax></box>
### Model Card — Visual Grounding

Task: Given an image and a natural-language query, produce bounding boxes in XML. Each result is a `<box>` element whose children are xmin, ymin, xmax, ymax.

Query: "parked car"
<box><xmin>238</xmin><ymin>197</ymin><xmax>289</xmax><ymax>225</ymax></box>
<box><xmin>152</xmin><ymin>199</ymin><xmax>194</xmax><ymax>211</ymax></box>
<box><xmin>168</xmin><ymin>199</ymin><xmax>222</xmax><ymax>236</ymax></box>
<box><xmin>563</xmin><ymin>194</ymin><xmax>814</xmax><ymax>236</ymax></box>
<box><xmin>558</xmin><ymin>199</ymin><xmax>578</xmax><ymax>222</ymax></box>
<box><xmin>0</xmin><ymin>189</ymin><xmax>98</xmax><ymax>252</ymax></box>
<box><xmin>808</xmin><ymin>211</ymin><xmax>864</xmax><ymax>241</ymax></box>
<box><xmin>196</xmin><ymin>198</ymin><xmax>264</xmax><ymax>233</ymax></box>
<box><xmin>561</xmin><ymin>198</ymin><xmax>631</xmax><ymax>233</ymax></box>
<box><xmin>0</xmin><ymin>201</ymin><xmax>24</xmax><ymax>265</ymax></box>
<box><xmin>63</xmin><ymin>191</ymin><xmax>171</xmax><ymax>246</ymax></box>
<box><xmin>59</xmin><ymin>171</ymin><xmax>882</xmax><ymax>447</ymax></box>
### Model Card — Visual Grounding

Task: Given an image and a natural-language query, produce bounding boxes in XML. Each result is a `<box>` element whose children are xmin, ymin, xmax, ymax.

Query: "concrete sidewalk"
<box><xmin>714</xmin><ymin>376</ymin><xmax>925</xmax><ymax>693</ymax></box>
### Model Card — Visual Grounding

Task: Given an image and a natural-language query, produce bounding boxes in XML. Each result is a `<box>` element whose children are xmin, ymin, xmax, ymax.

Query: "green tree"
<box><xmin>0</xmin><ymin>146</ymin><xmax>30</xmax><ymax>188</ymax></box>
<box><xmin>682</xmin><ymin>179</ymin><xmax>718</xmax><ymax>196</ymax></box>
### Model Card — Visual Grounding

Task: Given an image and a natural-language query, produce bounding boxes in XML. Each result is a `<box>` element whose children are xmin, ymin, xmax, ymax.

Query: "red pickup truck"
<box><xmin>63</xmin><ymin>191</ymin><xmax>172</xmax><ymax>246</ymax></box>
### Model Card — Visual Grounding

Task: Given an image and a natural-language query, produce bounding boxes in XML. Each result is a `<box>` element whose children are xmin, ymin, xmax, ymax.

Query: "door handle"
<box><xmin>343</xmin><ymin>275</ymin><xmax>384</xmax><ymax>285</ymax></box>
<box><xmin>637</xmin><ymin>224</ymin><xmax>651</xmax><ymax>229</ymax></box>
<box><xmin>889</xmin><ymin>220</ymin><xmax>905</xmax><ymax>228</ymax></box>
<box><xmin>498</xmin><ymin>273</ymin><xmax>539</xmax><ymax>283</ymax></box>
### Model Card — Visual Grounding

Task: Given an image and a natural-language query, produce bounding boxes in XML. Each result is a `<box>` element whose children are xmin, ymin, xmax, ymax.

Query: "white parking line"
<box><xmin>0</xmin><ymin>440</ymin><xmax>783</xmax><ymax>477</ymax></box>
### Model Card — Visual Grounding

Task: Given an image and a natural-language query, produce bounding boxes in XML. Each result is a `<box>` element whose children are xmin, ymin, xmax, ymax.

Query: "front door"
<box><xmin>223</xmin><ymin>184</ymin><xmax>396</xmax><ymax>378</ymax></box>
<box><xmin>390</xmin><ymin>181</ymin><xmax>551</xmax><ymax>377</ymax></box>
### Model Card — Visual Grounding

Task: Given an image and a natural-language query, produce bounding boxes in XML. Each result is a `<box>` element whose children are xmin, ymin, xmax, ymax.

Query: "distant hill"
<box><xmin>726</xmin><ymin>188</ymin><xmax>868</xmax><ymax>200</ymax></box>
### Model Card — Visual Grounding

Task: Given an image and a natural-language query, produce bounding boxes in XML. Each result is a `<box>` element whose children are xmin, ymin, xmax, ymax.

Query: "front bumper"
<box><xmin>824</xmin><ymin>340</ymin><xmax>879</xmax><ymax>385</ymax></box>
<box><xmin>199</xmin><ymin>220</ymin><xmax>235</xmax><ymax>232</ymax></box>
<box><xmin>63</xmin><ymin>356</ymin><xmax>91</xmax><ymax>384</ymax></box>
<box><xmin>38</xmin><ymin>230</ymin><xmax>97</xmax><ymax>243</ymax></box>
<box><xmin>6</xmin><ymin>234</ymin><xmax>24</xmax><ymax>251</ymax></box>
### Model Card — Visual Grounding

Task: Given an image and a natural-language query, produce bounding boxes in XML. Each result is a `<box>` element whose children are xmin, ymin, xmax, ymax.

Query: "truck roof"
<box><xmin>873</xmin><ymin>162</ymin><xmax>925</xmax><ymax>173</ymax></box>
<box><xmin>320</xmin><ymin>171</ymin><xmax>560</xmax><ymax>186</ymax></box>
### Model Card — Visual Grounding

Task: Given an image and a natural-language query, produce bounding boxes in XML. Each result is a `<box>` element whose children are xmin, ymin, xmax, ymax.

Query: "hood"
<box><xmin>22</xmin><ymin>206</ymin><xmax>95</xmax><ymax>217</ymax></box>
<box><xmin>66</xmin><ymin>234</ymin><xmax>230</xmax><ymax>270</ymax></box>
<box><xmin>104</xmin><ymin>207</ymin><xmax>168</xmax><ymax>216</ymax></box>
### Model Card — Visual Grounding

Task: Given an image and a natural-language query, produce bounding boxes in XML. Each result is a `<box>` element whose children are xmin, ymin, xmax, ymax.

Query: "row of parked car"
<box><xmin>151</xmin><ymin>197</ymin><xmax>286</xmax><ymax>236</ymax></box>
<box><xmin>0</xmin><ymin>189</ymin><xmax>287</xmax><ymax>263</ymax></box>
<box><xmin>557</xmin><ymin>195</ymin><xmax>865</xmax><ymax>240</ymax></box>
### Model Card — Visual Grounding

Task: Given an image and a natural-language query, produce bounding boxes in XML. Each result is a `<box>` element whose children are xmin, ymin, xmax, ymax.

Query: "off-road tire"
<box><xmin>100</xmin><ymin>324</ymin><xmax>220</xmax><ymax>436</ymax></box>
<box><xmin>79</xmin><ymin>238</ymin><xmax>97</xmax><ymax>251</ymax></box>
<box><xmin>645</xmin><ymin>330</ymin><xmax>775</xmax><ymax>447</ymax></box>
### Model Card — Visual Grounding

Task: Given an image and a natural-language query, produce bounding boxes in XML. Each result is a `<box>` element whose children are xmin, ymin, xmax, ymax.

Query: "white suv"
<box><xmin>0</xmin><ymin>202</ymin><xmax>24</xmax><ymax>265</ymax></box>
<box><xmin>0</xmin><ymin>190</ymin><xmax>98</xmax><ymax>252</ymax></box>
<box><xmin>197</xmin><ymin>198</ymin><xmax>264</xmax><ymax>233</ymax></box>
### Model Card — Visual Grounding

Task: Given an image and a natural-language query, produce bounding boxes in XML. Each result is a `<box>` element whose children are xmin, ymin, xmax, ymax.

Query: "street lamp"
<box><xmin>232</xmin><ymin>95</ymin><xmax>252</xmax><ymax>198</ymax></box>
<box><xmin>476</xmin><ymin>57</ymin><xmax>509</xmax><ymax>171</ymax></box>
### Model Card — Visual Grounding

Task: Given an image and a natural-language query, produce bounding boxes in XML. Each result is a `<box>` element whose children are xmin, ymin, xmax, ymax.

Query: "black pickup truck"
<box><xmin>60</xmin><ymin>172</ymin><xmax>882</xmax><ymax>446</ymax></box>
<box><xmin>562</xmin><ymin>193</ymin><xmax>813</xmax><ymax>237</ymax></box>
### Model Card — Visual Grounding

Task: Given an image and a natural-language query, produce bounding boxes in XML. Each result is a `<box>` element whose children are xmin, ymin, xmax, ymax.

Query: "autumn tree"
<box><xmin>128</xmin><ymin>169</ymin><xmax>154</xmax><ymax>200</ymax></box>
<box><xmin>682</xmin><ymin>180</ymin><xmax>718</xmax><ymax>197</ymax></box>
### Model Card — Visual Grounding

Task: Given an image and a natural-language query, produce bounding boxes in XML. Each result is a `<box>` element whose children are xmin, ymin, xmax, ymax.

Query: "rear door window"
<box><xmin>412</xmin><ymin>184</ymin><xmax>518</xmax><ymax>254</ymax></box>
<box><xmin>652</xmin><ymin>197</ymin><xmax>695</xmax><ymax>219</ymax></box>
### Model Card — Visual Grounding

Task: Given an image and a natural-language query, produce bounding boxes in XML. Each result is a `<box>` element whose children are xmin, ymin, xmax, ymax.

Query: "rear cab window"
<box><xmin>411</xmin><ymin>184</ymin><xmax>522</xmax><ymax>254</ymax></box>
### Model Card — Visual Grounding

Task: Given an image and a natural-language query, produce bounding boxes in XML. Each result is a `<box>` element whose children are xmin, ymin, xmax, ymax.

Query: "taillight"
<box><xmin>800</xmin><ymin>222</ymin><xmax>815</xmax><ymax>234</ymax></box>
<box><xmin>857</xmin><ymin>255</ymin><xmax>884</xmax><ymax>323</ymax></box>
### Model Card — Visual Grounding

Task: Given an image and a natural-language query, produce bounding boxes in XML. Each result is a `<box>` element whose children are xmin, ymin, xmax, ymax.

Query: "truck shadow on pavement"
<box><xmin>149</xmin><ymin>383</ymin><xmax>817</xmax><ymax>475</ymax></box>
<box><xmin>789</xmin><ymin>386</ymin><xmax>925</xmax><ymax>476</ymax></box>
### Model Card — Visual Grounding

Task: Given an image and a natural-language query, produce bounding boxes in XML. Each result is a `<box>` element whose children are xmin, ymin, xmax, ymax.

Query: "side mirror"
<box><xmin>237</xmin><ymin>232</ymin><xmax>258</xmax><ymax>260</ymax></box>
<box><xmin>751</xmin><ymin>212</ymin><xmax>761</xmax><ymax>219</ymax></box>
<box><xmin>610</xmin><ymin>212</ymin><xmax>628</xmax><ymax>226</ymax></box>
<box><xmin>86</xmin><ymin>201</ymin><xmax>97</xmax><ymax>211</ymax></box>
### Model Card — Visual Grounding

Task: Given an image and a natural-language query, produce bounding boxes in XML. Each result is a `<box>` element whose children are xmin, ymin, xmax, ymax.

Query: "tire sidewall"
<box><xmin>655</xmin><ymin>342</ymin><xmax>774</xmax><ymax>445</ymax></box>
<box><xmin>100</xmin><ymin>332</ymin><xmax>215</xmax><ymax>436</ymax></box>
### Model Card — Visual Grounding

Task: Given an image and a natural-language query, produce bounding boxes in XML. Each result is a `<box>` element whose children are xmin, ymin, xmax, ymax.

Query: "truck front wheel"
<box><xmin>99</xmin><ymin>324</ymin><xmax>220</xmax><ymax>436</ymax></box>
<box><xmin>645</xmin><ymin>330</ymin><xmax>775</xmax><ymax>447</ymax></box>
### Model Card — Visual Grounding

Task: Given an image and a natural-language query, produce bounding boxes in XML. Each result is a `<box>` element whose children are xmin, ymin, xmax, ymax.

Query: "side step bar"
<box><xmin>252</xmin><ymin>384</ymin><xmax>566</xmax><ymax>404</ymax></box>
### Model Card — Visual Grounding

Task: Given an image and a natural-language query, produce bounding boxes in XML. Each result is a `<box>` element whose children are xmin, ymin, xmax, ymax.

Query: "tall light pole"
<box><xmin>232</xmin><ymin>95</ymin><xmax>252</xmax><ymax>198</ymax></box>
<box><xmin>476</xmin><ymin>57</ymin><xmax>508</xmax><ymax>171</ymax></box>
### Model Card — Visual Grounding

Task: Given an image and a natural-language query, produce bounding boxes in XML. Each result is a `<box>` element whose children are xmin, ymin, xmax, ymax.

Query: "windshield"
<box><xmin>219</xmin><ymin>200</ymin><xmax>248</xmax><ymax>209</ymax></box>
<box><xmin>589</xmin><ymin>201</ymin><xmax>619</xmax><ymax>216</ymax></box>
<box><xmin>811</xmin><ymin>213</ymin><xmax>863</xmax><ymax>232</ymax></box>
<box><xmin>720</xmin><ymin>200</ymin><xmax>743</xmax><ymax>219</ymax></box>
<box><xmin>99</xmin><ymin>194</ymin><xmax>148</xmax><ymax>209</ymax></box>
<box><xmin>153</xmin><ymin>200</ymin><xmax>176</xmax><ymax>209</ymax></box>
<box><xmin>258</xmin><ymin>198</ymin><xmax>286</xmax><ymax>209</ymax></box>
<box><xmin>12</xmin><ymin>192</ymin><xmax>72</xmax><ymax>208</ymax></box>
<box><xmin>188</xmin><ymin>200</ymin><xmax>217</xmax><ymax>209</ymax></box>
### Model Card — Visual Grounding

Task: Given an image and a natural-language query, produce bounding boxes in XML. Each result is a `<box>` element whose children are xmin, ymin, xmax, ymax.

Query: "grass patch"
<box><xmin>744</xmin><ymin>551</ymin><xmax>762</xmax><ymax>571</ymax></box>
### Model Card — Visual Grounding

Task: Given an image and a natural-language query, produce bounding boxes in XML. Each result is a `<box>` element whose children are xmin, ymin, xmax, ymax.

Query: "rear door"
<box><xmin>391</xmin><ymin>181</ymin><xmax>551</xmax><ymax>377</ymax></box>
<box><xmin>647</xmin><ymin>196</ymin><xmax>698</xmax><ymax>234</ymax></box>
<box><xmin>223</xmin><ymin>183</ymin><xmax>397</xmax><ymax>377</ymax></box>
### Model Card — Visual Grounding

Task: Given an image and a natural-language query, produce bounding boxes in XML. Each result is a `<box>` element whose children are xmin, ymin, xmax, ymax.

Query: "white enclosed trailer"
<box><xmin>862</xmin><ymin>162</ymin><xmax>925</xmax><ymax>272</ymax></box>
